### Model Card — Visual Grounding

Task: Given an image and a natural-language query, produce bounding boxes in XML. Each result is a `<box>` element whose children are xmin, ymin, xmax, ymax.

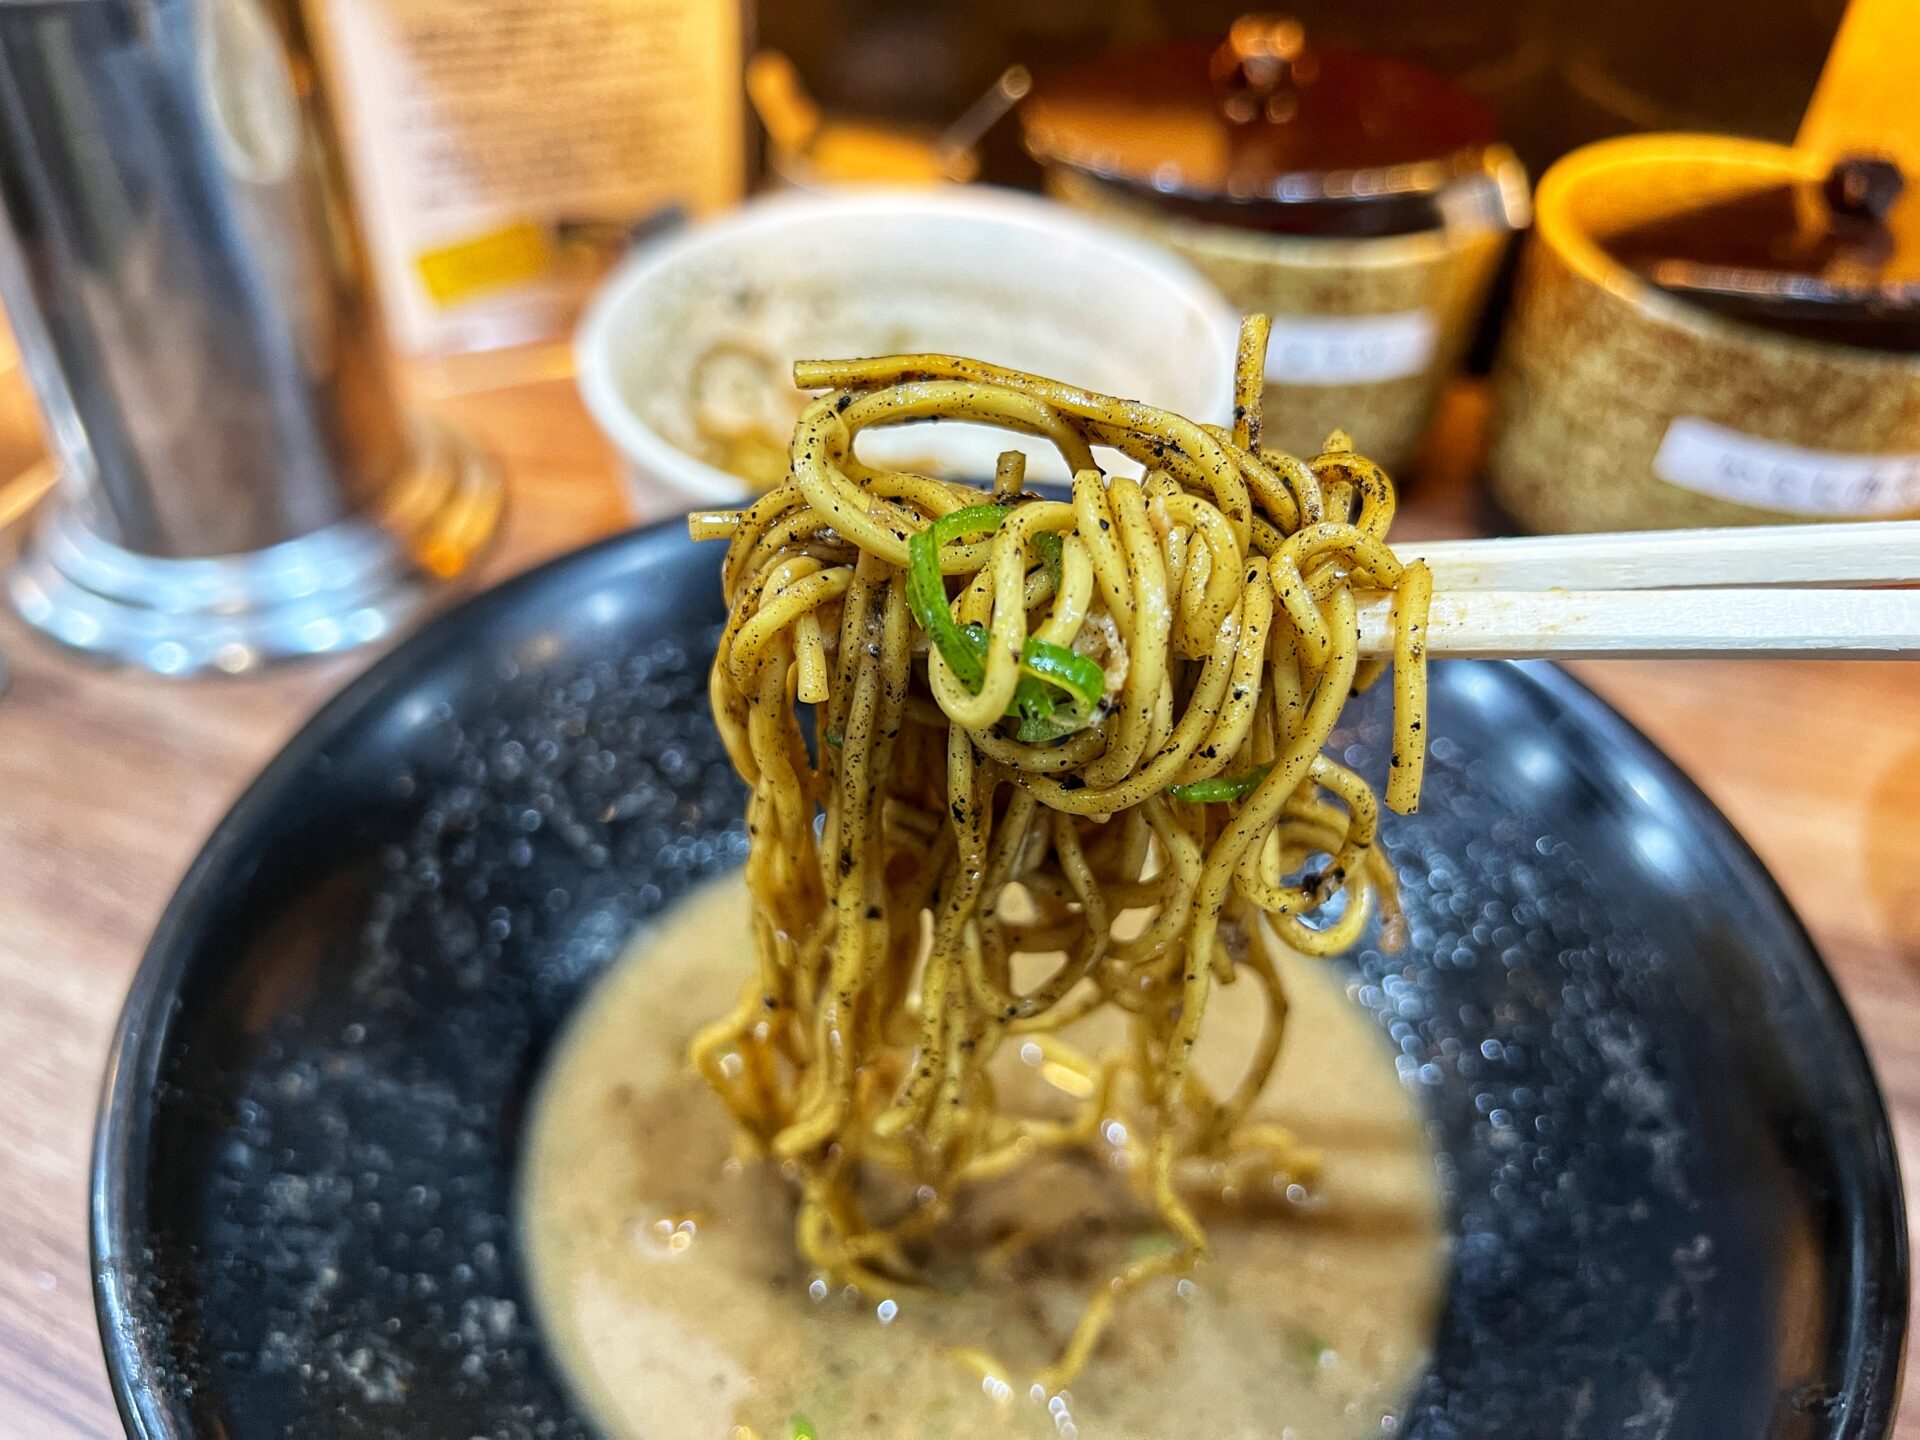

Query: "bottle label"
<box><xmin>1652</xmin><ymin>417</ymin><xmax>1920</xmax><ymax>516</ymax></box>
<box><xmin>319</xmin><ymin>0</ymin><xmax>744</xmax><ymax>355</ymax></box>
<box><xmin>1262</xmin><ymin>311</ymin><xmax>1438</xmax><ymax>386</ymax></box>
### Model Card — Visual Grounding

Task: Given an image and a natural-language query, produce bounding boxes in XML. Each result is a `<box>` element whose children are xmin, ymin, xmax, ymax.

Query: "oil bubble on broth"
<box><xmin>521</xmin><ymin>876</ymin><xmax>1445</xmax><ymax>1439</ymax></box>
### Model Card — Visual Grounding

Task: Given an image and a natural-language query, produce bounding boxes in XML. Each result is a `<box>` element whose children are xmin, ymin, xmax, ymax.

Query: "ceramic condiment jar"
<box><xmin>1022</xmin><ymin>13</ymin><xmax>1529</xmax><ymax>475</ymax></box>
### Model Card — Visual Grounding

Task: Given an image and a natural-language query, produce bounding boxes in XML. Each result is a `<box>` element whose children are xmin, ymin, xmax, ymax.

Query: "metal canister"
<box><xmin>0</xmin><ymin>0</ymin><xmax>500</xmax><ymax>675</ymax></box>
<box><xmin>1021</xmin><ymin>14</ymin><xmax>1529</xmax><ymax>476</ymax></box>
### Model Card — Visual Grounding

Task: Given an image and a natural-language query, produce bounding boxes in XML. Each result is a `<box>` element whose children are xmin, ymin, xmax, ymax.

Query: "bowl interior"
<box><xmin>95</xmin><ymin>525</ymin><xmax>1906</xmax><ymax>1440</ymax></box>
<box><xmin>578</xmin><ymin>191</ymin><xmax>1241</xmax><ymax>500</ymax></box>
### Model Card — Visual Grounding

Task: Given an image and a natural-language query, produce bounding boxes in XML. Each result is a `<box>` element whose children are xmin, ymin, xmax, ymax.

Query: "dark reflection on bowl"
<box><xmin>93</xmin><ymin>523</ymin><xmax>1906</xmax><ymax>1440</ymax></box>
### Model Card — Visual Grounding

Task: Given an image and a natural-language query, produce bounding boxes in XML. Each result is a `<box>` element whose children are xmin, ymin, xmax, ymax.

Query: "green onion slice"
<box><xmin>906</xmin><ymin>505</ymin><xmax>1011</xmax><ymax>691</ymax></box>
<box><xmin>1035</xmin><ymin>531</ymin><xmax>1063</xmax><ymax>588</ymax></box>
<box><xmin>1169</xmin><ymin>763</ymin><xmax>1274</xmax><ymax>804</ymax></box>
<box><xmin>1019</xmin><ymin>638</ymin><xmax>1104</xmax><ymax>732</ymax></box>
<box><xmin>960</xmin><ymin>625</ymin><xmax>1061</xmax><ymax>738</ymax></box>
<box><xmin>907</xmin><ymin>508</ymin><xmax>1107</xmax><ymax>743</ymax></box>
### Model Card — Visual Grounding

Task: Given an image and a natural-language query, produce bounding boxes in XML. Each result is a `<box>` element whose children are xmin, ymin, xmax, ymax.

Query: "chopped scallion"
<box><xmin>1169</xmin><ymin>763</ymin><xmax>1274</xmax><ymax>804</ymax></box>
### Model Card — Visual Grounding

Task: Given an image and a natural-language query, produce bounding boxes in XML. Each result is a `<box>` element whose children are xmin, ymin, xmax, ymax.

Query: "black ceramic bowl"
<box><xmin>93</xmin><ymin>522</ymin><xmax>1908</xmax><ymax>1440</ymax></box>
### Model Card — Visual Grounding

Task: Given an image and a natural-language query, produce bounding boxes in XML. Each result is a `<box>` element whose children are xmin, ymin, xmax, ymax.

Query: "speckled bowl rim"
<box><xmin>88</xmin><ymin>520</ymin><xmax>1910</xmax><ymax>1439</ymax></box>
<box><xmin>1533</xmin><ymin>132</ymin><xmax>1920</xmax><ymax>374</ymax></box>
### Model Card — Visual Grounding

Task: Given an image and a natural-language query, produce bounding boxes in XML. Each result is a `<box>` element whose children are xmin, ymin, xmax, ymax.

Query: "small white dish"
<box><xmin>575</xmin><ymin>187</ymin><xmax>1241</xmax><ymax>516</ymax></box>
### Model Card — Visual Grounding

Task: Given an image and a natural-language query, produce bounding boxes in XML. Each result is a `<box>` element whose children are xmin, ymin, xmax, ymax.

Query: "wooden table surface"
<box><xmin>1</xmin><ymin>374</ymin><xmax>1915</xmax><ymax>1437</ymax></box>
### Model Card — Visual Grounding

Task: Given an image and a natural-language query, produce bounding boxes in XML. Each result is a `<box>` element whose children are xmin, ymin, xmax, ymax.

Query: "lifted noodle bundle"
<box><xmin>688</xmin><ymin>316</ymin><xmax>1432</xmax><ymax>1391</ymax></box>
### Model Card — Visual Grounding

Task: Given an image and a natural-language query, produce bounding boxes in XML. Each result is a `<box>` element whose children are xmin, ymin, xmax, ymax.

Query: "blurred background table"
<box><xmin>1</xmin><ymin>364</ymin><xmax>1916</xmax><ymax>1437</ymax></box>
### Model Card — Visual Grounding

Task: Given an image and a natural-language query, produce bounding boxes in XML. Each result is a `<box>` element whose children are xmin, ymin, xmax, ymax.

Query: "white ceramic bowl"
<box><xmin>575</xmin><ymin>187</ymin><xmax>1242</xmax><ymax>516</ymax></box>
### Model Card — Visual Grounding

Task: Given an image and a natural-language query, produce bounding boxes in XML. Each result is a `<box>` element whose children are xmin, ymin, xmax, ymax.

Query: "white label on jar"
<box><xmin>1652</xmin><ymin>417</ymin><xmax>1920</xmax><ymax>516</ymax></box>
<box><xmin>1262</xmin><ymin>311</ymin><xmax>1438</xmax><ymax>386</ymax></box>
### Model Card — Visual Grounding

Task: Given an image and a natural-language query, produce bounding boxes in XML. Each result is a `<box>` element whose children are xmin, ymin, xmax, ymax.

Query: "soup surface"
<box><xmin>522</xmin><ymin>876</ymin><xmax>1445</xmax><ymax>1440</ymax></box>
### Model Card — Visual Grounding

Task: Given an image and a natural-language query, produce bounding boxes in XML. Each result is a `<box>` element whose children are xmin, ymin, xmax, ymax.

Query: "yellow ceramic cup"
<box><xmin>1490</xmin><ymin>133</ymin><xmax>1920</xmax><ymax>532</ymax></box>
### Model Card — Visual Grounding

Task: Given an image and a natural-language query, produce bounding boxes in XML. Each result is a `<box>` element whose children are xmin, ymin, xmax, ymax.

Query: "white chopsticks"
<box><xmin>1355</xmin><ymin>521</ymin><xmax>1920</xmax><ymax>660</ymax></box>
<box><xmin>1400</xmin><ymin>521</ymin><xmax>1920</xmax><ymax>593</ymax></box>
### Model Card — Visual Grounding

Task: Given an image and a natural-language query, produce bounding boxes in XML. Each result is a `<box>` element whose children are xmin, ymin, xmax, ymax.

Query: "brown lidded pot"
<box><xmin>1490</xmin><ymin>134</ymin><xmax>1920</xmax><ymax>532</ymax></box>
<box><xmin>1021</xmin><ymin>14</ymin><xmax>1530</xmax><ymax>475</ymax></box>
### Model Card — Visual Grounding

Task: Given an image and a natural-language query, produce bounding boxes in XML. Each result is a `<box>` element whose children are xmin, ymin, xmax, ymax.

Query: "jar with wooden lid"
<box><xmin>1020</xmin><ymin>14</ymin><xmax>1529</xmax><ymax>476</ymax></box>
<box><xmin>1490</xmin><ymin>134</ymin><xmax>1920</xmax><ymax>532</ymax></box>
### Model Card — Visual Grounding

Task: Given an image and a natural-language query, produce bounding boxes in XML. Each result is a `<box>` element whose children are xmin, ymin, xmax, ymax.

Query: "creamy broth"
<box><xmin>521</xmin><ymin>876</ymin><xmax>1445</xmax><ymax>1440</ymax></box>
